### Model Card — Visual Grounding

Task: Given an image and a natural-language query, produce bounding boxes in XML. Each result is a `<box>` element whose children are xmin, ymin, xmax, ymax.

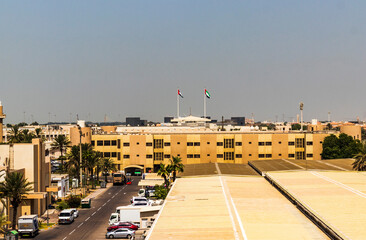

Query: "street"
<box><xmin>34</xmin><ymin>177</ymin><xmax>141</xmax><ymax>240</ymax></box>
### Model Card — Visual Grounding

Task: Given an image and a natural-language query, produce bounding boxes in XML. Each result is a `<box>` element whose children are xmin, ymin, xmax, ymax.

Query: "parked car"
<box><xmin>106</xmin><ymin>228</ymin><xmax>135</xmax><ymax>239</ymax></box>
<box><xmin>107</xmin><ymin>222</ymin><xmax>138</xmax><ymax>232</ymax></box>
<box><xmin>58</xmin><ymin>209</ymin><xmax>75</xmax><ymax>224</ymax></box>
<box><xmin>69</xmin><ymin>208</ymin><xmax>79</xmax><ymax>218</ymax></box>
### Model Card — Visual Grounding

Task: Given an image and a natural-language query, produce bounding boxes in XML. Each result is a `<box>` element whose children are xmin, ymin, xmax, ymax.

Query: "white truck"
<box><xmin>18</xmin><ymin>215</ymin><xmax>39</xmax><ymax>238</ymax></box>
<box><xmin>109</xmin><ymin>206</ymin><xmax>162</xmax><ymax>226</ymax></box>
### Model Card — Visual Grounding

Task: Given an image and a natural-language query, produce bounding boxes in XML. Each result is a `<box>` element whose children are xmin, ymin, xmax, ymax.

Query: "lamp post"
<box><xmin>299</xmin><ymin>102</ymin><xmax>304</xmax><ymax>132</ymax></box>
<box><xmin>77</xmin><ymin>125</ymin><xmax>85</xmax><ymax>196</ymax></box>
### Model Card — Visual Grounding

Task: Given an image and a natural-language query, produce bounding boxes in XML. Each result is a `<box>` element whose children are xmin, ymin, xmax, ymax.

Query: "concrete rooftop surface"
<box><xmin>266</xmin><ymin>170</ymin><xmax>366</xmax><ymax>240</ymax></box>
<box><xmin>147</xmin><ymin>175</ymin><xmax>328</xmax><ymax>240</ymax></box>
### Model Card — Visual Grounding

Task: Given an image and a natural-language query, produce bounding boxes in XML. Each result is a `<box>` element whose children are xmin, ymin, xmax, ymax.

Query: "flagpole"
<box><xmin>204</xmin><ymin>89</ymin><xmax>206</xmax><ymax>118</ymax></box>
<box><xmin>177</xmin><ymin>91</ymin><xmax>179</xmax><ymax>118</ymax></box>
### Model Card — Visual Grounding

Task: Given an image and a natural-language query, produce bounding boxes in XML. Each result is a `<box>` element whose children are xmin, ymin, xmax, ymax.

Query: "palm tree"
<box><xmin>353</xmin><ymin>141</ymin><xmax>366</xmax><ymax>171</ymax></box>
<box><xmin>20</xmin><ymin>129</ymin><xmax>35</xmax><ymax>143</ymax></box>
<box><xmin>101</xmin><ymin>158</ymin><xmax>117</xmax><ymax>183</ymax></box>
<box><xmin>84</xmin><ymin>151</ymin><xmax>102</xmax><ymax>189</ymax></box>
<box><xmin>65</xmin><ymin>145</ymin><xmax>81</xmax><ymax>180</ymax></box>
<box><xmin>8</xmin><ymin>125</ymin><xmax>21</xmax><ymax>143</ymax></box>
<box><xmin>157</xmin><ymin>163</ymin><xmax>170</xmax><ymax>187</ymax></box>
<box><xmin>168</xmin><ymin>156</ymin><xmax>184</xmax><ymax>182</ymax></box>
<box><xmin>0</xmin><ymin>172</ymin><xmax>33</xmax><ymax>229</ymax></box>
<box><xmin>51</xmin><ymin>135</ymin><xmax>71</xmax><ymax>169</ymax></box>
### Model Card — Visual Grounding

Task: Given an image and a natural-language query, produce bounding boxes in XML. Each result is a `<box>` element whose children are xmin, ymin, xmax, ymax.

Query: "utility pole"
<box><xmin>300</xmin><ymin>102</ymin><xmax>304</xmax><ymax>132</ymax></box>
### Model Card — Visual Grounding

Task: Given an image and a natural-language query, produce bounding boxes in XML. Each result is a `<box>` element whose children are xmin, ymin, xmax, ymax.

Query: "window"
<box><xmin>154</xmin><ymin>152</ymin><xmax>163</xmax><ymax>160</ymax></box>
<box><xmin>111</xmin><ymin>152</ymin><xmax>117</xmax><ymax>158</ymax></box>
<box><xmin>296</xmin><ymin>151</ymin><xmax>305</xmax><ymax>160</ymax></box>
<box><xmin>249</xmin><ymin>142</ymin><xmax>252</xmax><ymax>144</ymax></box>
<box><xmin>177</xmin><ymin>142</ymin><xmax>180</xmax><ymax>145</ymax></box>
<box><xmin>249</xmin><ymin>154</ymin><xmax>252</xmax><ymax>156</ymax></box>
<box><xmin>104</xmin><ymin>140</ymin><xmax>111</xmax><ymax>146</ymax></box>
<box><xmin>306</xmin><ymin>154</ymin><xmax>313</xmax><ymax>158</ymax></box>
<box><xmin>288</xmin><ymin>154</ymin><xmax>295</xmax><ymax>158</ymax></box>
<box><xmin>154</xmin><ymin>139</ymin><xmax>163</xmax><ymax>148</ymax></box>
<box><xmin>117</xmin><ymin>139</ymin><xmax>121</xmax><ymax>149</ymax></box>
<box><xmin>207</xmin><ymin>154</ymin><xmax>210</xmax><ymax>156</ymax></box>
<box><xmin>146</xmin><ymin>154</ymin><xmax>153</xmax><ymax>159</ymax></box>
<box><xmin>194</xmin><ymin>154</ymin><xmax>200</xmax><ymax>158</ymax></box>
<box><xmin>217</xmin><ymin>142</ymin><xmax>223</xmax><ymax>146</ymax></box>
<box><xmin>91</xmin><ymin>141</ymin><xmax>95</xmax><ymax>146</ymax></box>
<box><xmin>265</xmin><ymin>142</ymin><xmax>272</xmax><ymax>146</ymax></box>
<box><xmin>279</xmin><ymin>153</ymin><xmax>282</xmax><ymax>156</ymax></box>
<box><xmin>177</xmin><ymin>154</ymin><xmax>180</xmax><ymax>156</ymax></box>
<box><xmin>265</xmin><ymin>154</ymin><xmax>272</xmax><ymax>158</ymax></box>
<box><xmin>217</xmin><ymin>154</ymin><xmax>223</xmax><ymax>158</ymax></box>
<box><xmin>258</xmin><ymin>154</ymin><xmax>265</xmax><ymax>158</ymax></box>
<box><xmin>278</xmin><ymin>141</ymin><xmax>282</xmax><ymax>144</ymax></box>
<box><xmin>258</xmin><ymin>142</ymin><xmax>265</xmax><ymax>146</ymax></box>
<box><xmin>97</xmin><ymin>140</ymin><xmax>103</xmax><ymax>146</ymax></box>
<box><xmin>187</xmin><ymin>142</ymin><xmax>194</xmax><ymax>146</ymax></box>
<box><xmin>295</xmin><ymin>138</ymin><xmax>304</xmax><ymax>148</ymax></box>
<box><xmin>194</xmin><ymin>142</ymin><xmax>200</xmax><ymax>146</ymax></box>
<box><xmin>123</xmin><ymin>142</ymin><xmax>130</xmax><ymax>147</ymax></box>
<box><xmin>104</xmin><ymin>152</ymin><xmax>111</xmax><ymax>157</ymax></box>
<box><xmin>110</xmin><ymin>140</ymin><xmax>116</xmax><ymax>146</ymax></box>
<box><xmin>123</xmin><ymin>154</ymin><xmax>130</xmax><ymax>159</ymax></box>
<box><xmin>235</xmin><ymin>142</ymin><xmax>242</xmax><ymax>146</ymax></box>
<box><xmin>288</xmin><ymin>141</ymin><xmax>295</xmax><ymax>146</ymax></box>
<box><xmin>164</xmin><ymin>154</ymin><xmax>171</xmax><ymax>159</ymax></box>
<box><xmin>136</xmin><ymin>142</ymin><xmax>140</xmax><ymax>145</ymax></box>
<box><xmin>224</xmin><ymin>152</ymin><xmax>234</xmax><ymax>160</ymax></box>
<box><xmin>224</xmin><ymin>139</ymin><xmax>234</xmax><ymax>148</ymax></box>
<box><xmin>118</xmin><ymin>152</ymin><xmax>121</xmax><ymax>160</ymax></box>
<box><xmin>207</xmin><ymin>142</ymin><xmax>210</xmax><ymax>144</ymax></box>
<box><xmin>306</xmin><ymin>141</ymin><xmax>313</xmax><ymax>146</ymax></box>
<box><xmin>164</xmin><ymin>142</ymin><xmax>171</xmax><ymax>147</ymax></box>
<box><xmin>235</xmin><ymin>154</ymin><xmax>242</xmax><ymax>158</ymax></box>
<box><xmin>320</xmin><ymin>141</ymin><xmax>323</xmax><ymax>144</ymax></box>
<box><xmin>187</xmin><ymin>154</ymin><xmax>193</xmax><ymax>158</ymax></box>
<box><xmin>136</xmin><ymin>154</ymin><xmax>139</xmax><ymax>157</ymax></box>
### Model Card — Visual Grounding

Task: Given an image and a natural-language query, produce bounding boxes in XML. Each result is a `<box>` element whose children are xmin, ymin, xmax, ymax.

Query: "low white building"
<box><xmin>51</xmin><ymin>174</ymin><xmax>69</xmax><ymax>198</ymax></box>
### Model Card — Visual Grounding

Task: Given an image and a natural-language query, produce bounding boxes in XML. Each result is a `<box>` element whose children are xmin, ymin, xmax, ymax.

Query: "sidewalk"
<box><xmin>85</xmin><ymin>182</ymin><xmax>113</xmax><ymax>199</ymax></box>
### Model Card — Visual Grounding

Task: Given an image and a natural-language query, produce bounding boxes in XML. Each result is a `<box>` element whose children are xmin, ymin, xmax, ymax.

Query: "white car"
<box><xmin>58</xmin><ymin>209</ymin><xmax>75</xmax><ymax>224</ymax></box>
<box><xmin>69</xmin><ymin>208</ymin><xmax>79</xmax><ymax>218</ymax></box>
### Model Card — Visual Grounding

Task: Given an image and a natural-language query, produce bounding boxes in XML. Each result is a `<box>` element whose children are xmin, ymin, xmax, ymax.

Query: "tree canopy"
<box><xmin>321</xmin><ymin>133</ymin><xmax>362</xmax><ymax>159</ymax></box>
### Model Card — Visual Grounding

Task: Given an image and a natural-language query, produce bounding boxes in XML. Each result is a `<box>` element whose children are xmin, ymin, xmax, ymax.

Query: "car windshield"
<box><xmin>59</xmin><ymin>213</ymin><xmax>71</xmax><ymax>217</ymax></box>
<box><xmin>114</xmin><ymin>174</ymin><xmax>122</xmax><ymax>177</ymax></box>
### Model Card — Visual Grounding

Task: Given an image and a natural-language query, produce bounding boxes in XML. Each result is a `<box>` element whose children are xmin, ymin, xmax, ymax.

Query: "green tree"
<box><xmin>101</xmin><ymin>158</ymin><xmax>117</xmax><ymax>183</ymax></box>
<box><xmin>353</xmin><ymin>141</ymin><xmax>366</xmax><ymax>171</ymax></box>
<box><xmin>154</xmin><ymin>184</ymin><xmax>169</xmax><ymax>199</ymax></box>
<box><xmin>321</xmin><ymin>133</ymin><xmax>362</xmax><ymax>159</ymax></box>
<box><xmin>20</xmin><ymin>129</ymin><xmax>35</xmax><ymax>143</ymax></box>
<box><xmin>0</xmin><ymin>172</ymin><xmax>33</xmax><ymax>229</ymax></box>
<box><xmin>51</xmin><ymin>135</ymin><xmax>71</xmax><ymax>170</ymax></box>
<box><xmin>8</xmin><ymin>125</ymin><xmax>21</xmax><ymax>143</ymax></box>
<box><xmin>65</xmin><ymin>145</ymin><xmax>82</xmax><ymax>181</ymax></box>
<box><xmin>168</xmin><ymin>156</ymin><xmax>184</xmax><ymax>182</ymax></box>
<box><xmin>84</xmin><ymin>151</ymin><xmax>102</xmax><ymax>189</ymax></box>
<box><xmin>157</xmin><ymin>164</ymin><xmax>170</xmax><ymax>187</ymax></box>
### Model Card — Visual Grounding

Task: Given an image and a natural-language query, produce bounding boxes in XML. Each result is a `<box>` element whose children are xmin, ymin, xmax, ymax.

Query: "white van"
<box><xmin>58</xmin><ymin>209</ymin><xmax>75</xmax><ymax>224</ymax></box>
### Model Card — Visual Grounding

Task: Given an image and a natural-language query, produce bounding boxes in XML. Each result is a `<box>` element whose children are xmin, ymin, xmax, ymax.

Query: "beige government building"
<box><xmin>69</xmin><ymin>120</ymin><xmax>361</xmax><ymax>173</ymax></box>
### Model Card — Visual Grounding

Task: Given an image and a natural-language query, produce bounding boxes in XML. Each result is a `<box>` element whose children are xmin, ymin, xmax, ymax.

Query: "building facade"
<box><xmin>90</xmin><ymin>132</ymin><xmax>331</xmax><ymax>172</ymax></box>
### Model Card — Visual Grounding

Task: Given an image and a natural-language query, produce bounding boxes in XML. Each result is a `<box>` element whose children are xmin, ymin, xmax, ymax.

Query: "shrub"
<box><xmin>154</xmin><ymin>184</ymin><xmax>169</xmax><ymax>200</ymax></box>
<box><xmin>66</xmin><ymin>195</ymin><xmax>82</xmax><ymax>208</ymax></box>
<box><xmin>56</xmin><ymin>201</ymin><xmax>69</xmax><ymax>211</ymax></box>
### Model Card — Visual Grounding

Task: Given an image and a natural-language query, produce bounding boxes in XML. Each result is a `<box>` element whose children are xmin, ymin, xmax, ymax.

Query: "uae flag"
<box><xmin>178</xmin><ymin>89</ymin><xmax>184</xmax><ymax>98</ymax></box>
<box><xmin>205</xmin><ymin>89</ymin><xmax>211</xmax><ymax>98</ymax></box>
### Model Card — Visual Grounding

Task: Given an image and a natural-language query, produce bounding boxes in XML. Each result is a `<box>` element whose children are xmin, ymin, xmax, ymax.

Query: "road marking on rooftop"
<box><xmin>282</xmin><ymin>159</ymin><xmax>305</xmax><ymax>169</ymax></box>
<box><xmin>78</xmin><ymin>222</ymin><xmax>83</xmax><ymax>228</ymax></box>
<box><xmin>85</xmin><ymin>217</ymin><xmax>90</xmax><ymax>222</ymax></box>
<box><xmin>311</xmin><ymin>171</ymin><xmax>366</xmax><ymax>199</ymax></box>
<box><xmin>92</xmin><ymin>212</ymin><xmax>96</xmax><ymax>216</ymax></box>
<box><xmin>62</xmin><ymin>237</ymin><xmax>67</xmax><ymax>240</ymax></box>
<box><xmin>103</xmin><ymin>203</ymin><xmax>106</xmax><ymax>206</ymax></box>
<box><xmin>98</xmin><ymin>207</ymin><xmax>102</xmax><ymax>211</ymax></box>
<box><xmin>107</xmin><ymin>199</ymin><xmax>111</xmax><ymax>202</ymax></box>
<box><xmin>316</xmin><ymin>161</ymin><xmax>348</xmax><ymax>171</ymax></box>
<box><xmin>69</xmin><ymin>229</ymin><xmax>75</xmax><ymax>235</ymax></box>
<box><xmin>219</xmin><ymin>176</ymin><xmax>241</xmax><ymax>240</ymax></box>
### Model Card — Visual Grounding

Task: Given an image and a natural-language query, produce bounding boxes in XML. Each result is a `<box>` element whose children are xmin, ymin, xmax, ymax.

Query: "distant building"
<box><xmin>164</xmin><ymin>117</ymin><xmax>174</xmax><ymax>123</ymax></box>
<box><xmin>126</xmin><ymin>117</ymin><xmax>147</xmax><ymax>126</ymax></box>
<box><xmin>231</xmin><ymin>117</ymin><xmax>245</xmax><ymax>126</ymax></box>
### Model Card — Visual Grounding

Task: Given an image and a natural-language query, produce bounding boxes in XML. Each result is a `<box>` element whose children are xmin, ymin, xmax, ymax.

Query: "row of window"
<box><xmin>103</xmin><ymin>152</ymin><xmax>313</xmax><ymax>160</ymax></box>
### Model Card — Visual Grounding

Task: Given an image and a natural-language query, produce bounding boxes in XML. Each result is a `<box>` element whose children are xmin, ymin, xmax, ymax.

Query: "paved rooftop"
<box><xmin>249</xmin><ymin>159</ymin><xmax>354</xmax><ymax>174</ymax></box>
<box><xmin>178</xmin><ymin>163</ymin><xmax>258</xmax><ymax>177</ymax></box>
<box><xmin>266</xmin><ymin>170</ymin><xmax>366</xmax><ymax>240</ymax></box>
<box><xmin>147</xmin><ymin>175</ymin><xmax>328</xmax><ymax>240</ymax></box>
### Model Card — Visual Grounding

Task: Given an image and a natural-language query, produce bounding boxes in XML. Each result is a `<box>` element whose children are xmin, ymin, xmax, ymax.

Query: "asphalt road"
<box><xmin>34</xmin><ymin>177</ymin><xmax>141</xmax><ymax>240</ymax></box>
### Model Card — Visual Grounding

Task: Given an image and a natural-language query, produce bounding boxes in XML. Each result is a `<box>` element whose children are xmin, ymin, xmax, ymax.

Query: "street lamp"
<box><xmin>299</xmin><ymin>102</ymin><xmax>304</xmax><ymax>132</ymax></box>
<box><xmin>77</xmin><ymin>125</ymin><xmax>85</xmax><ymax>196</ymax></box>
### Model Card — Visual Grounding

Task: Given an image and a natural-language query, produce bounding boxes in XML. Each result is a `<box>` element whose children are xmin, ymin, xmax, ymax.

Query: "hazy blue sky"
<box><xmin>1</xmin><ymin>0</ymin><xmax>366</xmax><ymax>123</ymax></box>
